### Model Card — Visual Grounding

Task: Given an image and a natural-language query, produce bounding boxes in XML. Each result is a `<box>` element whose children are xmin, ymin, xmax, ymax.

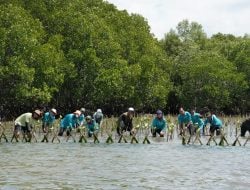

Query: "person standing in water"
<box><xmin>151</xmin><ymin>110</ymin><xmax>167</xmax><ymax>137</ymax></box>
<box><xmin>117</xmin><ymin>107</ymin><xmax>135</xmax><ymax>136</ymax></box>
<box><xmin>13</xmin><ymin>110</ymin><xmax>42</xmax><ymax>141</ymax></box>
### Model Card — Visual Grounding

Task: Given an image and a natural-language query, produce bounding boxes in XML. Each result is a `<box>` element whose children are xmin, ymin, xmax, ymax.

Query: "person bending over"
<box><xmin>151</xmin><ymin>110</ymin><xmax>167</xmax><ymax>137</ymax></box>
<box><xmin>84</xmin><ymin>115</ymin><xmax>99</xmax><ymax>137</ymax></box>
<box><xmin>58</xmin><ymin>110</ymin><xmax>81</xmax><ymax>136</ymax></box>
<box><xmin>240</xmin><ymin>118</ymin><xmax>250</xmax><ymax>137</ymax></box>
<box><xmin>178</xmin><ymin>107</ymin><xmax>193</xmax><ymax>135</ymax></box>
<box><xmin>42</xmin><ymin>108</ymin><xmax>57</xmax><ymax>133</ymax></box>
<box><xmin>204</xmin><ymin>111</ymin><xmax>223</xmax><ymax>136</ymax></box>
<box><xmin>14</xmin><ymin>110</ymin><xmax>42</xmax><ymax>141</ymax></box>
<box><xmin>191</xmin><ymin>109</ymin><xmax>204</xmax><ymax>134</ymax></box>
<box><xmin>117</xmin><ymin>107</ymin><xmax>134</xmax><ymax>136</ymax></box>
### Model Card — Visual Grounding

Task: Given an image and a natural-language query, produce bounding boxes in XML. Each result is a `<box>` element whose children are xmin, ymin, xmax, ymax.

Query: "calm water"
<box><xmin>0</xmin><ymin>137</ymin><xmax>249</xmax><ymax>190</ymax></box>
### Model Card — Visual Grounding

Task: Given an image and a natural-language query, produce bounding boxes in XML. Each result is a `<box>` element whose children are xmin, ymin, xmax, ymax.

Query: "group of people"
<box><xmin>13</xmin><ymin>106</ymin><xmax>248</xmax><ymax>142</ymax></box>
<box><xmin>178</xmin><ymin>107</ymin><xmax>223</xmax><ymax>136</ymax></box>
<box><xmin>116</xmin><ymin>107</ymin><xmax>224</xmax><ymax>138</ymax></box>
<box><xmin>13</xmin><ymin>108</ymin><xmax>104</xmax><ymax>141</ymax></box>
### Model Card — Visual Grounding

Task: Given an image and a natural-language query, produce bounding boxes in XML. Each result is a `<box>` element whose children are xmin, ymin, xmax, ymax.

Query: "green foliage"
<box><xmin>0</xmin><ymin>4</ymin><xmax>70</xmax><ymax>111</ymax></box>
<box><xmin>0</xmin><ymin>0</ymin><xmax>172</xmax><ymax>115</ymax></box>
<box><xmin>162</xmin><ymin>20</ymin><xmax>249</xmax><ymax>113</ymax></box>
<box><xmin>0</xmin><ymin>1</ymin><xmax>249</xmax><ymax>115</ymax></box>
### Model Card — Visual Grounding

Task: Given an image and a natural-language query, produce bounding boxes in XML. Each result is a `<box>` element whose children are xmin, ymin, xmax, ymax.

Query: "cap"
<box><xmin>51</xmin><ymin>108</ymin><xmax>57</xmax><ymax>115</ymax></box>
<box><xmin>97</xmin><ymin>109</ymin><xmax>102</xmax><ymax>113</ymax></box>
<box><xmin>128</xmin><ymin>107</ymin><xmax>134</xmax><ymax>112</ymax></box>
<box><xmin>80</xmin><ymin>108</ymin><xmax>85</xmax><ymax>113</ymax></box>
<box><xmin>86</xmin><ymin>115</ymin><xmax>92</xmax><ymax>120</ymax></box>
<box><xmin>156</xmin><ymin>110</ymin><xmax>163</xmax><ymax>115</ymax></box>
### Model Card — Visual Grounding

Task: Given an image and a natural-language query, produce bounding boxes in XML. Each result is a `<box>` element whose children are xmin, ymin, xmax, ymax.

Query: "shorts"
<box><xmin>151</xmin><ymin>128</ymin><xmax>163</xmax><ymax>137</ymax></box>
<box><xmin>210</xmin><ymin>125</ymin><xmax>221</xmax><ymax>135</ymax></box>
<box><xmin>14</xmin><ymin>124</ymin><xmax>31</xmax><ymax>134</ymax></box>
<box><xmin>185</xmin><ymin>124</ymin><xmax>194</xmax><ymax>135</ymax></box>
<box><xmin>117</xmin><ymin>122</ymin><xmax>132</xmax><ymax>135</ymax></box>
<box><xmin>58</xmin><ymin>127</ymin><xmax>71</xmax><ymax>136</ymax></box>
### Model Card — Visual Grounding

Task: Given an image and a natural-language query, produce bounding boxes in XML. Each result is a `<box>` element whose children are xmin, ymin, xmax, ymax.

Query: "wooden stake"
<box><xmin>232</xmin><ymin>135</ymin><xmax>241</xmax><ymax>146</ymax></box>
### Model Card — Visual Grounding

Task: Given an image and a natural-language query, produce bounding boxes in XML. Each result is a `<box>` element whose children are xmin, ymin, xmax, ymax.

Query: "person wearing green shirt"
<box><xmin>58</xmin><ymin>110</ymin><xmax>81</xmax><ymax>136</ymax></box>
<box><xmin>191</xmin><ymin>109</ymin><xmax>204</xmax><ymax>134</ymax></box>
<box><xmin>84</xmin><ymin>115</ymin><xmax>99</xmax><ymax>137</ymax></box>
<box><xmin>178</xmin><ymin>107</ymin><xmax>193</xmax><ymax>135</ymax></box>
<box><xmin>151</xmin><ymin>110</ymin><xmax>167</xmax><ymax>137</ymax></box>
<box><xmin>204</xmin><ymin>111</ymin><xmax>223</xmax><ymax>136</ymax></box>
<box><xmin>42</xmin><ymin>108</ymin><xmax>57</xmax><ymax>133</ymax></box>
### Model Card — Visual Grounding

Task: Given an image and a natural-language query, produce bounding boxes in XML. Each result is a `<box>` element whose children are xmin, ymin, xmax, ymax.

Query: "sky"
<box><xmin>107</xmin><ymin>0</ymin><xmax>250</xmax><ymax>39</ymax></box>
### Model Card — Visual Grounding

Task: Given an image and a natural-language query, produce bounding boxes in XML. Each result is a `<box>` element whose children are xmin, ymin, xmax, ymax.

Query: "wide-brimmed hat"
<box><xmin>34</xmin><ymin>109</ymin><xmax>42</xmax><ymax>117</ymax></box>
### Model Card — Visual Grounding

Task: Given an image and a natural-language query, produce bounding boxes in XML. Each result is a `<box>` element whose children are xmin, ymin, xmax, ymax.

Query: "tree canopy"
<box><xmin>0</xmin><ymin>1</ymin><xmax>249</xmax><ymax>117</ymax></box>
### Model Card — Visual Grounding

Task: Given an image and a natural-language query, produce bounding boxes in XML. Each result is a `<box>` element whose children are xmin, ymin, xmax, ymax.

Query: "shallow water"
<box><xmin>0</xmin><ymin>138</ymin><xmax>249</xmax><ymax>190</ymax></box>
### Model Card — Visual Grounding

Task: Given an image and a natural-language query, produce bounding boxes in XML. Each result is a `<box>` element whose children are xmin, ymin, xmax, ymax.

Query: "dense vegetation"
<box><xmin>0</xmin><ymin>0</ymin><xmax>249</xmax><ymax>117</ymax></box>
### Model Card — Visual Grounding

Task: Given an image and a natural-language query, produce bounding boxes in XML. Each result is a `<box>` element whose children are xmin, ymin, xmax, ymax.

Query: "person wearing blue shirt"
<box><xmin>204</xmin><ymin>112</ymin><xmax>223</xmax><ymax>136</ymax></box>
<box><xmin>58</xmin><ymin>110</ymin><xmax>81</xmax><ymax>136</ymax></box>
<box><xmin>84</xmin><ymin>115</ymin><xmax>99</xmax><ymax>137</ymax></box>
<box><xmin>151</xmin><ymin>110</ymin><xmax>167</xmax><ymax>137</ymax></box>
<box><xmin>178</xmin><ymin>107</ymin><xmax>193</xmax><ymax>135</ymax></box>
<box><xmin>191</xmin><ymin>109</ymin><xmax>204</xmax><ymax>134</ymax></box>
<box><xmin>42</xmin><ymin>108</ymin><xmax>57</xmax><ymax>133</ymax></box>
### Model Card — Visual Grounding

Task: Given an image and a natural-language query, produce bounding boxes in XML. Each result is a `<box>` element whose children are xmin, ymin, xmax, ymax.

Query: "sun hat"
<box><xmin>51</xmin><ymin>108</ymin><xmax>57</xmax><ymax>115</ymax></box>
<box><xmin>128</xmin><ymin>107</ymin><xmax>134</xmax><ymax>112</ymax></box>
<box><xmin>73</xmin><ymin>110</ymin><xmax>81</xmax><ymax>117</ymax></box>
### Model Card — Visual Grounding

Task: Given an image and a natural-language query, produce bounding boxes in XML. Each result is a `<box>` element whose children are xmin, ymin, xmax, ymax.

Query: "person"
<box><xmin>42</xmin><ymin>108</ymin><xmax>57</xmax><ymax>133</ymax></box>
<box><xmin>178</xmin><ymin>107</ymin><xmax>193</xmax><ymax>135</ymax></box>
<box><xmin>151</xmin><ymin>110</ymin><xmax>167</xmax><ymax>137</ymax></box>
<box><xmin>93</xmin><ymin>109</ymin><xmax>103</xmax><ymax>126</ymax></box>
<box><xmin>58</xmin><ymin>110</ymin><xmax>81</xmax><ymax>136</ymax></box>
<box><xmin>84</xmin><ymin>115</ymin><xmax>99</xmax><ymax>137</ymax></box>
<box><xmin>13</xmin><ymin>110</ymin><xmax>42</xmax><ymax>141</ymax></box>
<box><xmin>117</xmin><ymin>107</ymin><xmax>135</xmax><ymax>136</ymax></box>
<box><xmin>78</xmin><ymin>108</ymin><xmax>86</xmax><ymax>127</ymax></box>
<box><xmin>204</xmin><ymin>111</ymin><xmax>223</xmax><ymax>136</ymax></box>
<box><xmin>240</xmin><ymin>118</ymin><xmax>250</xmax><ymax>137</ymax></box>
<box><xmin>191</xmin><ymin>109</ymin><xmax>204</xmax><ymax>134</ymax></box>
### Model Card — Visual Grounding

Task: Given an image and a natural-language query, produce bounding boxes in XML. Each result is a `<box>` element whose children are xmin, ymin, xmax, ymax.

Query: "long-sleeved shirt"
<box><xmin>93</xmin><ymin>112</ymin><xmax>103</xmax><ymax>124</ymax></box>
<box><xmin>78</xmin><ymin>114</ymin><xmax>85</xmax><ymax>126</ymax></box>
<box><xmin>84</xmin><ymin>120</ymin><xmax>98</xmax><ymax>133</ymax></box>
<box><xmin>118</xmin><ymin>112</ymin><xmax>133</xmax><ymax>129</ymax></box>
<box><xmin>151</xmin><ymin>117</ymin><xmax>167</xmax><ymax>131</ymax></box>
<box><xmin>178</xmin><ymin>111</ymin><xmax>192</xmax><ymax>125</ymax></box>
<box><xmin>204</xmin><ymin>114</ymin><xmax>222</xmax><ymax>127</ymax></box>
<box><xmin>42</xmin><ymin>112</ymin><xmax>55</xmax><ymax>126</ymax></box>
<box><xmin>60</xmin><ymin>114</ymin><xmax>78</xmax><ymax>129</ymax></box>
<box><xmin>191</xmin><ymin>112</ymin><xmax>204</xmax><ymax>128</ymax></box>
